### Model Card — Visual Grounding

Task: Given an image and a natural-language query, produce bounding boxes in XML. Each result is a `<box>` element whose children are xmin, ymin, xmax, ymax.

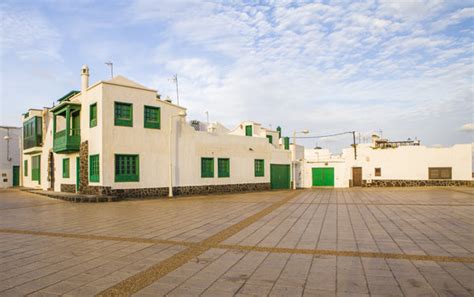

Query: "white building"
<box><xmin>0</xmin><ymin>126</ymin><xmax>21</xmax><ymax>188</ymax></box>
<box><xmin>21</xmin><ymin>66</ymin><xmax>292</xmax><ymax>198</ymax></box>
<box><xmin>298</xmin><ymin>135</ymin><xmax>472</xmax><ymax>188</ymax></box>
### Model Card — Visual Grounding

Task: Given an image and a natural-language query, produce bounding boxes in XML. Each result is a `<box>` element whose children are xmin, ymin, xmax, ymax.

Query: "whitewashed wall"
<box><xmin>0</xmin><ymin>126</ymin><xmax>21</xmax><ymax>188</ymax></box>
<box><xmin>343</xmin><ymin>144</ymin><xmax>472</xmax><ymax>181</ymax></box>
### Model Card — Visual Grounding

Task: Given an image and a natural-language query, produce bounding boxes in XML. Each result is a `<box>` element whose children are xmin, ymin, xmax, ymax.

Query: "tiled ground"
<box><xmin>0</xmin><ymin>187</ymin><xmax>473</xmax><ymax>296</ymax></box>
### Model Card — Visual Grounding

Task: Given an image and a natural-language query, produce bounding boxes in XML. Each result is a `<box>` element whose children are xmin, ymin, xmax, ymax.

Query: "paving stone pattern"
<box><xmin>0</xmin><ymin>187</ymin><xmax>473</xmax><ymax>296</ymax></box>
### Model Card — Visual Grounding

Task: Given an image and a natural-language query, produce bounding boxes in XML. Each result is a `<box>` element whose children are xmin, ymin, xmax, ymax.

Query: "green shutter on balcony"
<box><xmin>23</xmin><ymin>116</ymin><xmax>42</xmax><ymax>149</ymax></box>
<box><xmin>89</xmin><ymin>154</ymin><xmax>100</xmax><ymax>182</ymax></box>
<box><xmin>144</xmin><ymin>106</ymin><xmax>160</xmax><ymax>129</ymax></box>
<box><xmin>32</xmin><ymin>155</ymin><xmax>40</xmax><ymax>182</ymax></box>
<box><xmin>90</xmin><ymin>103</ymin><xmax>97</xmax><ymax>127</ymax></box>
<box><xmin>245</xmin><ymin>125</ymin><xmax>253</xmax><ymax>136</ymax></box>
<box><xmin>114</xmin><ymin>102</ymin><xmax>133</xmax><ymax>127</ymax></box>
<box><xmin>255</xmin><ymin>159</ymin><xmax>264</xmax><ymax>177</ymax></box>
<box><xmin>218</xmin><ymin>158</ymin><xmax>230</xmax><ymax>178</ymax></box>
<box><xmin>201</xmin><ymin>157</ymin><xmax>214</xmax><ymax>178</ymax></box>
<box><xmin>63</xmin><ymin>158</ymin><xmax>70</xmax><ymax>178</ymax></box>
<box><xmin>24</xmin><ymin>160</ymin><xmax>28</xmax><ymax>176</ymax></box>
<box><xmin>115</xmin><ymin>154</ymin><xmax>139</xmax><ymax>182</ymax></box>
<box><xmin>266</xmin><ymin>135</ymin><xmax>273</xmax><ymax>144</ymax></box>
<box><xmin>284</xmin><ymin>137</ymin><xmax>290</xmax><ymax>150</ymax></box>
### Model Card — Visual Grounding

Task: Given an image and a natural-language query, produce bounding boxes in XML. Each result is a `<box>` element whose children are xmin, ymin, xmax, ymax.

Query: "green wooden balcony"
<box><xmin>50</xmin><ymin>101</ymin><xmax>81</xmax><ymax>154</ymax></box>
<box><xmin>53</xmin><ymin>129</ymin><xmax>80</xmax><ymax>153</ymax></box>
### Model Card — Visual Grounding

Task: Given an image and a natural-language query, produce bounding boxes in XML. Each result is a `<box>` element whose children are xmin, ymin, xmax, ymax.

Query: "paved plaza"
<box><xmin>0</xmin><ymin>187</ymin><xmax>473</xmax><ymax>297</ymax></box>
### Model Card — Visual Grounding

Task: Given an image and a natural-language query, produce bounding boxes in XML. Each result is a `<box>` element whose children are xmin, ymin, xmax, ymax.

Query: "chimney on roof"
<box><xmin>81</xmin><ymin>65</ymin><xmax>89</xmax><ymax>93</ymax></box>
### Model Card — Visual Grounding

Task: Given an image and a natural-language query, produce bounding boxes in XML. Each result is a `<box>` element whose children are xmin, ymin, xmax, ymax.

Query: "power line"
<box><xmin>294</xmin><ymin>131</ymin><xmax>354</xmax><ymax>139</ymax></box>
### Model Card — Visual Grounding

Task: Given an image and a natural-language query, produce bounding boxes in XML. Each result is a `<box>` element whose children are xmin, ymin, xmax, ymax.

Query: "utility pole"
<box><xmin>105</xmin><ymin>61</ymin><xmax>113</xmax><ymax>78</ymax></box>
<box><xmin>352</xmin><ymin>131</ymin><xmax>357</xmax><ymax>160</ymax></box>
<box><xmin>171</xmin><ymin>74</ymin><xmax>180</xmax><ymax>105</ymax></box>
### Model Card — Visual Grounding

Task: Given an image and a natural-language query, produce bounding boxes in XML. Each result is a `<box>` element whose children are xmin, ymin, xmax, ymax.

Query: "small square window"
<box><xmin>114</xmin><ymin>102</ymin><xmax>133</xmax><ymax>127</ymax></box>
<box><xmin>255</xmin><ymin>159</ymin><xmax>264</xmax><ymax>177</ymax></box>
<box><xmin>218</xmin><ymin>158</ymin><xmax>230</xmax><ymax>178</ymax></box>
<box><xmin>144</xmin><ymin>106</ymin><xmax>160</xmax><ymax>129</ymax></box>
<box><xmin>374</xmin><ymin>168</ymin><xmax>381</xmax><ymax>177</ymax></box>
<box><xmin>201</xmin><ymin>158</ymin><xmax>214</xmax><ymax>178</ymax></box>
<box><xmin>63</xmin><ymin>158</ymin><xmax>70</xmax><ymax>178</ymax></box>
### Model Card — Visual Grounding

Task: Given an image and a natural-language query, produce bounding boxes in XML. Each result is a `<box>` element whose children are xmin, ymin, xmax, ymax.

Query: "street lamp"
<box><xmin>292</xmin><ymin>129</ymin><xmax>309</xmax><ymax>190</ymax></box>
<box><xmin>168</xmin><ymin>110</ymin><xmax>187</xmax><ymax>197</ymax></box>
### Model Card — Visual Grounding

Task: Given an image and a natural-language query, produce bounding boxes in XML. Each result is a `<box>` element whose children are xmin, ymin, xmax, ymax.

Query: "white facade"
<box><xmin>0</xmin><ymin>126</ymin><xmax>21</xmax><ymax>188</ymax></box>
<box><xmin>21</xmin><ymin>66</ymin><xmax>292</xmax><ymax>195</ymax></box>
<box><xmin>299</xmin><ymin>141</ymin><xmax>472</xmax><ymax>188</ymax></box>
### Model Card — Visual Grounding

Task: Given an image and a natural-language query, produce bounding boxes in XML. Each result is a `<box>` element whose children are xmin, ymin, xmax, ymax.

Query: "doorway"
<box><xmin>352</xmin><ymin>167</ymin><xmax>362</xmax><ymax>187</ymax></box>
<box><xmin>12</xmin><ymin>166</ymin><xmax>19</xmax><ymax>187</ymax></box>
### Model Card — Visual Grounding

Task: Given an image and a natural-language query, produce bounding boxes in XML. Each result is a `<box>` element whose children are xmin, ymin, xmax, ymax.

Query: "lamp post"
<box><xmin>292</xmin><ymin>129</ymin><xmax>309</xmax><ymax>190</ymax></box>
<box><xmin>168</xmin><ymin>110</ymin><xmax>187</xmax><ymax>198</ymax></box>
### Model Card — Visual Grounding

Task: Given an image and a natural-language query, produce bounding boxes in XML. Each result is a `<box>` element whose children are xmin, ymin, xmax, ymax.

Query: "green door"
<box><xmin>270</xmin><ymin>164</ymin><xmax>291</xmax><ymax>189</ymax></box>
<box><xmin>312</xmin><ymin>168</ymin><xmax>335</xmax><ymax>187</ymax></box>
<box><xmin>76</xmin><ymin>157</ymin><xmax>80</xmax><ymax>192</ymax></box>
<box><xmin>72</xmin><ymin>111</ymin><xmax>80</xmax><ymax>136</ymax></box>
<box><xmin>12</xmin><ymin>166</ymin><xmax>19</xmax><ymax>186</ymax></box>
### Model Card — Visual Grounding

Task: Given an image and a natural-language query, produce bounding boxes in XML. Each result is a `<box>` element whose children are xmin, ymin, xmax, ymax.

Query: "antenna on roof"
<box><xmin>105</xmin><ymin>61</ymin><xmax>113</xmax><ymax>78</ymax></box>
<box><xmin>169</xmin><ymin>74</ymin><xmax>180</xmax><ymax>106</ymax></box>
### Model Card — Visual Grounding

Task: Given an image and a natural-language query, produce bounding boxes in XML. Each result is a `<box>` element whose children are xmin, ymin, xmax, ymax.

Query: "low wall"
<box><xmin>72</xmin><ymin>182</ymin><xmax>271</xmax><ymax>198</ymax></box>
<box><xmin>362</xmin><ymin>179</ymin><xmax>473</xmax><ymax>187</ymax></box>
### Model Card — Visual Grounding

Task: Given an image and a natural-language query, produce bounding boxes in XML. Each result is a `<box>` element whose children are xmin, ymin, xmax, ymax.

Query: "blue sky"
<box><xmin>1</xmin><ymin>0</ymin><xmax>473</xmax><ymax>152</ymax></box>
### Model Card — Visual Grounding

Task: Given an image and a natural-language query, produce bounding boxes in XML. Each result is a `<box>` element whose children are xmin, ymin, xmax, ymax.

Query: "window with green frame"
<box><xmin>218</xmin><ymin>158</ymin><xmax>230</xmax><ymax>178</ymax></box>
<box><xmin>144</xmin><ymin>105</ymin><xmax>160</xmax><ymax>129</ymax></box>
<box><xmin>245</xmin><ymin>125</ymin><xmax>253</xmax><ymax>136</ymax></box>
<box><xmin>115</xmin><ymin>154</ymin><xmax>139</xmax><ymax>182</ymax></box>
<box><xmin>90</xmin><ymin>103</ymin><xmax>97</xmax><ymax>127</ymax></box>
<box><xmin>63</xmin><ymin>158</ymin><xmax>70</xmax><ymax>178</ymax></box>
<box><xmin>32</xmin><ymin>155</ymin><xmax>40</xmax><ymax>182</ymax></box>
<box><xmin>201</xmin><ymin>157</ymin><xmax>214</xmax><ymax>178</ymax></box>
<box><xmin>255</xmin><ymin>159</ymin><xmax>264</xmax><ymax>177</ymax></box>
<box><xmin>114</xmin><ymin>102</ymin><xmax>133</xmax><ymax>127</ymax></box>
<box><xmin>284</xmin><ymin>137</ymin><xmax>290</xmax><ymax>150</ymax></box>
<box><xmin>24</xmin><ymin>160</ymin><xmax>28</xmax><ymax>176</ymax></box>
<box><xmin>89</xmin><ymin>154</ymin><xmax>100</xmax><ymax>182</ymax></box>
<box><xmin>266</xmin><ymin>135</ymin><xmax>273</xmax><ymax>144</ymax></box>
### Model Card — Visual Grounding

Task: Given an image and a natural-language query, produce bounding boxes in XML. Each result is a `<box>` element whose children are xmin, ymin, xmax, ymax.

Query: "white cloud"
<box><xmin>0</xmin><ymin>4</ymin><xmax>61</xmax><ymax>60</ymax></box>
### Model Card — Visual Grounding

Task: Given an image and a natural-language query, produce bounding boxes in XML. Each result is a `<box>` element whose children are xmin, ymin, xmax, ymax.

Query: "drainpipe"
<box><xmin>168</xmin><ymin>111</ymin><xmax>187</xmax><ymax>198</ymax></box>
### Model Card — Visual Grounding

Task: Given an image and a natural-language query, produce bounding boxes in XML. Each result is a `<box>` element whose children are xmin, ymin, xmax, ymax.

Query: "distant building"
<box><xmin>21</xmin><ymin>66</ymin><xmax>292</xmax><ymax>197</ymax></box>
<box><xmin>295</xmin><ymin>135</ymin><xmax>472</xmax><ymax>188</ymax></box>
<box><xmin>0</xmin><ymin>126</ymin><xmax>21</xmax><ymax>188</ymax></box>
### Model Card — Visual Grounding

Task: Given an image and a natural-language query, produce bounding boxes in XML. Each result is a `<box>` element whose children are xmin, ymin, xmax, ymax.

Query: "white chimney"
<box><xmin>81</xmin><ymin>65</ymin><xmax>89</xmax><ymax>93</ymax></box>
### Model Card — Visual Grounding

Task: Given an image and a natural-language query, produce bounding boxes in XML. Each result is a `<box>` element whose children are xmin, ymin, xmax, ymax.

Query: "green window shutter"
<box><xmin>245</xmin><ymin>125</ymin><xmax>253</xmax><ymax>136</ymax></box>
<box><xmin>218</xmin><ymin>158</ymin><xmax>230</xmax><ymax>178</ymax></box>
<box><xmin>115</xmin><ymin>154</ymin><xmax>139</xmax><ymax>182</ymax></box>
<box><xmin>144</xmin><ymin>106</ymin><xmax>161</xmax><ymax>129</ymax></box>
<box><xmin>90</xmin><ymin>103</ymin><xmax>97</xmax><ymax>127</ymax></box>
<box><xmin>266</xmin><ymin>135</ymin><xmax>273</xmax><ymax>144</ymax></box>
<box><xmin>114</xmin><ymin>102</ymin><xmax>133</xmax><ymax>127</ymax></box>
<box><xmin>32</xmin><ymin>155</ymin><xmax>40</xmax><ymax>182</ymax></box>
<box><xmin>255</xmin><ymin>159</ymin><xmax>265</xmax><ymax>177</ymax></box>
<box><xmin>201</xmin><ymin>157</ymin><xmax>214</xmax><ymax>178</ymax></box>
<box><xmin>284</xmin><ymin>137</ymin><xmax>290</xmax><ymax>150</ymax></box>
<box><xmin>24</xmin><ymin>160</ymin><xmax>28</xmax><ymax>176</ymax></box>
<box><xmin>89</xmin><ymin>154</ymin><xmax>100</xmax><ymax>182</ymax></box>
<box><xmin>63</xmin><ymin>158</ymin><xmax>70</xmax><ymax>178</ymax></box>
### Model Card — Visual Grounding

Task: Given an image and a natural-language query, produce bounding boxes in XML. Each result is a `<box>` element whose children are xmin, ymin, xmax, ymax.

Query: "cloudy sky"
<box><xmin>1</xmin><ymin>0</ymin><xmax>473</xmax><ymax>151</ymax></box>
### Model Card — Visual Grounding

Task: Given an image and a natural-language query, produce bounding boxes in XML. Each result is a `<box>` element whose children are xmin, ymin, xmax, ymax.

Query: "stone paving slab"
<box><xmin>0</xmin><ymin>187</ymin><xmax>473</xmax><ymax>296</ymax></box>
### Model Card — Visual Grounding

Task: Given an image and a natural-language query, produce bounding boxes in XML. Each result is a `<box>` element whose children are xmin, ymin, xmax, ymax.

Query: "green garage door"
<box><xmin>312</xmin><ymin>168</ymin><xmax>335</xmax><ymax>187</ymax></box>
<box><xmin>270</xmin><ymin>164</ymin><xmax>291</xmax><ymax>189</ymax></box>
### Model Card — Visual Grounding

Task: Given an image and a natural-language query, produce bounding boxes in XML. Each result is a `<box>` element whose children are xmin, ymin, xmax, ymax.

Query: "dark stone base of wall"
<box><xmin>110</xmin><ymin>183</ymin><xmax>271</xmax><ymax>199</ymax></box>
<box><xmin>362</xmin><ymin>179</ymin><xmax>473</xmax><ymax>187</ymax></box>
<box><xmin>60</xmin><ymin>184</ymin><xmax>76</xmax><ymax>193</ymax></box>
